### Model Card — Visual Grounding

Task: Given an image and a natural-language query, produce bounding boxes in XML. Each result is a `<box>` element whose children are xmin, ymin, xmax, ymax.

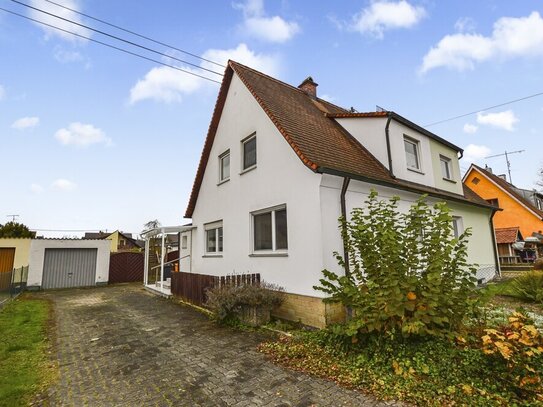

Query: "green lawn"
<box><xmin>0</xmin><ymin>297</ymin><xmax>56</xmax><ymax>407</ymax></box>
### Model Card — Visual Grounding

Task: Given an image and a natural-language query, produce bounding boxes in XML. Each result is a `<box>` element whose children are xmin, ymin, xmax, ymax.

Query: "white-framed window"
<box><xmin>452</xmin><ymin>216</ymin><xmax>463</xmax><ymax>239</ymax></box>
<box><xmin>204</xmin><ymin>221</ymin><xmax>223</xmax><ymax>254</ymax></box>
<box><xmin>440</xmin><ymin>155</ymin><xmax>453</xmax><ymax>180</ymax></box>
<box><xmin>181</xmin><ymin>235</ymin><xmax>188</xmax><ymax>250</ymax></box>
<box><xmin>219</xmin><ymin>150</ymin><xmax>230</xmax><ymax>182</ymax></box>
<box><xmin>242</xmin><ymin>133</ymin><xmax>257</xmax><ymax>171</ymax></box>
<box><xmin>251</xmin><ymin>205</ymin><xmax>287</xmax><ymax>253</ymax></box>
<box><xmin>403</xmin><ymin>136</ymin><xmax>420</xmax><ymax>170</ymax></box>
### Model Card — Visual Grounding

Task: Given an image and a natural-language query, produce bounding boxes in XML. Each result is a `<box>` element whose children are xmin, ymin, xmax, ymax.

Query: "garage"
<box><xmin>42</xmin><ymin>248</ymin><xmax>98</xmax><ymax>289</ymax></box>
<box><xmin>27</xmin><ymin>239</ymin><xmax>110</xmax><ymax>290</ymax></box>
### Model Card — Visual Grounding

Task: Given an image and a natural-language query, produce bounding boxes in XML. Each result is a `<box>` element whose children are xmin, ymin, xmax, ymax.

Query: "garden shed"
<box><xmin>27</xmin><ymin>239</ymin><xmax>110</xmax><ymax>290</ymax></box>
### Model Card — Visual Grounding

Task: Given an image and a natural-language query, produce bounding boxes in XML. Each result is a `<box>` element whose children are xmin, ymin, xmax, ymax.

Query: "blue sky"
<box><xmin>1</xmin><ymin>0</ymin><xmax>542</xmax><ymax>237</ymax></box>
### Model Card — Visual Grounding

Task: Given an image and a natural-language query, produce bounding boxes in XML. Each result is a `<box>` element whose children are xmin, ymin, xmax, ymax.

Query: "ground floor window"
<box><xmin>205</xmin><ymin>221</ymin><xmax>223</xmax><ymax>255</ymax></box>
<box><xmin>252</xmin><ymin>205</ymin><xmax>287</xmax><ymax>253</ymax></box>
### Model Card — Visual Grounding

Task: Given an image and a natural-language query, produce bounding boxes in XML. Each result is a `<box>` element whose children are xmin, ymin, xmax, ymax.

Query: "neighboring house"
<box><xmin>84</xmin><ymin>230</ymin><xmax>143</xmax><ymax>252</ymax></box>
<box><xmin>0</xmin><ymin>238</ymin><xmax>32</xmax><ymax>272</ymax></box>
<box><xmin>463</xmin><ymin>164</ymin><xmax>543</xmax><ymax>239</ymax></box>
<box><xmin>179</xmin><ymin>61</ymin><xmax>499</xmax><ymax>328</ymax></box>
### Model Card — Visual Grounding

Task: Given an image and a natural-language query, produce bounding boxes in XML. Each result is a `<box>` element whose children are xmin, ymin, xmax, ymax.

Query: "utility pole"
<box><xmin>6</xmin><ymin>214</ymin><xmax>19</xmax><ymax>222</ymax></box>
<box><xmin>485</xmin><ymin>150</ymin><xmax>524</xmax><ymax>185</ymax></box>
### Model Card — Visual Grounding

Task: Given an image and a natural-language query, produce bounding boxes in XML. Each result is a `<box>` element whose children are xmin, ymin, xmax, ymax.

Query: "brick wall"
<box><xmin>273</xmin><ymin>292</ymin><xmax>345</xmax><ymax>328</ymax></box>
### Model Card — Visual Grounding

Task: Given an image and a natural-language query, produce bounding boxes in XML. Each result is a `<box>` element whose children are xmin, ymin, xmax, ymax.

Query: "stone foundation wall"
<box><xmin>273</xmin><ymin>292</ymin><xmax>346</xmax><ymax>328</ymax></box>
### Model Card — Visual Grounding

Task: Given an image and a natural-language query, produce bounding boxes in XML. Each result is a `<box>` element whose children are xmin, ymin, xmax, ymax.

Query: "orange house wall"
<box><xmin>464</xmin><ymin>170</ymin><xmax>543</xmax><ymax>238</ymax></box>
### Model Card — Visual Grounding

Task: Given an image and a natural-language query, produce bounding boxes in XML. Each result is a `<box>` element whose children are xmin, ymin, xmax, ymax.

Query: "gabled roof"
<box><xmin>185</xmin><ymin>61</ymin><xmax>494</xmax><ymax>218</ymax></box>
<box><xmin>465</xmin><ymin>164</ymin><xmax>543</xmax><ymax>220</ymax></box>
<box><xmin>495</xmin><ymin>227</ymin><xmax>523</xmax><ymax>244</ymax></box>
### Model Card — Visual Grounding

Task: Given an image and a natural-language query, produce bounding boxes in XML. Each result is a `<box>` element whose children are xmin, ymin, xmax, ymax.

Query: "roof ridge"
<box><xmin>228</xmin><ymin>60</ymin><xmax>349</xmax><ymax>112</ymax></box>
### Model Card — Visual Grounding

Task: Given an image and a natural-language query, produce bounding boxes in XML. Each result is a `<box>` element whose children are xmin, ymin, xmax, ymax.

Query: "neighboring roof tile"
<box><xmin>471</xmin><ymin>164</ymin><xmax>543</xmax><ymax>219</ymax></box>
<box><xmin>495</xmin><ymin>227</ymin><xmax>521</xmax><ymax>244</ymax></box>
<box><xmin>184</xmin><ymin>61</ymin><xmax>494</xmax><ymax>218</ymax></box>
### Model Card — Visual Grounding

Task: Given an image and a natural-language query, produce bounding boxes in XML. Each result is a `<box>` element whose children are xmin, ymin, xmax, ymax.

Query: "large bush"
<box><xmin>206</xmin><ymin>281</ymin><xmax>284</xmax><ymax>322</ymax></box>
<box><xmin>315</xmin><ymin>191</ymin><xmax>478</xmax><ymax>338</ymax></box>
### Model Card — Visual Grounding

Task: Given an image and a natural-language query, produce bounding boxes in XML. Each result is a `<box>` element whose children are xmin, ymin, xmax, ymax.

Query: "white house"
<box><xmin>178</xmin><ymin>61</ymin><xmax>499</xmax><ymax>328</ymax></box>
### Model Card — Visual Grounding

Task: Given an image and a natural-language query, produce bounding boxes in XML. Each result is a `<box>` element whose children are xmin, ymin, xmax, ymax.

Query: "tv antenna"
<box><xmin>6</xmin><ymin>214</ymin><xmax>19</xmax><ymax>222</ymax></box>
<box><xmin>485</xmin><ymin>150</ymin><xmax>525</xmax><ymax>184</ymax></box>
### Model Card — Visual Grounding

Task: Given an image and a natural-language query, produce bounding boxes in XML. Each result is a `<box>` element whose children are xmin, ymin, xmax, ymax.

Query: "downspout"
<box><xmin>340</xmin><ymin>177</ymin><xmax>351</xmax><ymax>278</ymax></box>
<box><xmin>489</xmin><ymin>209</ymin><xmax>501</xmax><ymax>279</ymax></box>
<box><xmin>385</xmin><ymin>114</ymin><xmax>396</xmax><ymax>178</ymax></box>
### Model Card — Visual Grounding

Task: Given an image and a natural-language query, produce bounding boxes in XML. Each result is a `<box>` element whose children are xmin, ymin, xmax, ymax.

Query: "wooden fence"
<box><xmin>171</xmin><ymin>272</ymin><xmax>260</xmax><ymax>306</ymax></box>
<box><xmin>109</xmin><ymin>252</ymin><xmax>144</xmax><ymax>284</ymax></box>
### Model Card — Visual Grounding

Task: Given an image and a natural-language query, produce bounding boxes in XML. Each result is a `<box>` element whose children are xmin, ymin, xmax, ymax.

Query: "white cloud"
<box><xmin>11</xmin><ymin>116</ymin><xmax>40</xmax><ymax>130</ymax></box>
<box><xmin>28</xmin><ymin>0</ymin><xmax>91</xmax><ymax>42</ymax></box>
<box><xmin>463</xmin><ymin>123</ymin><xmax>478</xmax><ymax>134</ymax></box>
<box><xmin>54</xmin><ymin>122</ymin><xmax>111</xmax><ymax>147</ymax></box>
<box><xmin>476</xmin><ymin>110</ymin><xmax>518</xmax><ymax>131</ymax></box>
<box><xmin>30</xmin><ymin>184</ymin><xmax>44</xmax><ymax>194</ymax></box>
<box><xmin>462</xmin><ymin>144</ymin><xmax>491</xmax><ymax>163</ymax></box>
<box><xmin>54</xmin><ymin>46</ymin><xmax>83</xmax><ymax>62</ymax></box>
<box><xmin>52</xmin><ymin>179</ymin><xmax>76</xmax><ymax>191</ymax></box>
<box><xmin>350</xmin><ymin>0</ymin><xmax>426</xmax><ymax>38</ymax></box>
<box><xmin>421</xmin><ymin>11</ymin><xmax>543</xmax><ymax>73</ymax></box>
<box><xmin>0</xmin><ymin>84</ymin><xmax>5</xmax><ymax>101</ymax></box>
<box><xmin>234</xmin><ymin>0</ymin><xmax>300</xmax><ymax>43</ymax></box>
<box><xmin>129</xmin><ymin>43</ymin><xmax>279</xmax><ymax>104</ymax></box>
<box><xmin>454</xmin><ymin>17</ymin><xmax>476</xmax><ymax>33</ymax></box>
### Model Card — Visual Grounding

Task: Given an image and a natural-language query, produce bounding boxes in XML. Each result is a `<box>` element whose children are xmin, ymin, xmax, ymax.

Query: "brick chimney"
<box><xmin>298</xmin><ymin>76</ymin><xmax>318</xmax><ymax>98</ymax></box>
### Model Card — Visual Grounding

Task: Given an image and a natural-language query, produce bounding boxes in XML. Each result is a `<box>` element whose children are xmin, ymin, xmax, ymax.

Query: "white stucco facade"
<box><xmin>27</xmin><ymin>239</ymin><xmax>110</xmax><ymax>288</ymax></box>
<box><xmin>186</xmin><ymin>71</ymin><xmax>498</xmax><ymax>299</ymax></box>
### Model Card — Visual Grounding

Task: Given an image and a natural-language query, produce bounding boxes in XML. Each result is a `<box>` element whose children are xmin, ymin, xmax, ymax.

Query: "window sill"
<box><xmin>217</xmin><ymin>178</ymin><xmax>230</xmax><ymax>186</ymax></box>
<box><xmin>407</xmin><ymin>167</ymin><xmax>425</xmax><ymax>175</ymax></box>
<box><xmin>240</xmin><ymin>165</ymin><xmax>256</xmax><ymax>175</ymax></box>
<box><xmin>442</xmin><ymin>177</ymin><xmax>457</xmax><ymax>184</ymax></box>
<box><xmin>202</xmin><ymin>254</ymin><xmax>223</xmax><ymax>258</ymax></box>
<box><xmin>249</xmin><ymin>253</ymin><xmax>288</xmax><ymax>257</ymax></box>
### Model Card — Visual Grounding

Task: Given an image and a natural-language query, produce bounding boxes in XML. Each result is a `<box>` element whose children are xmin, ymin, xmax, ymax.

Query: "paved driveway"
<box><xmin>41</xmin><ymin>284</ymin><xmax>394</xmax><ymax>406</ymax></box>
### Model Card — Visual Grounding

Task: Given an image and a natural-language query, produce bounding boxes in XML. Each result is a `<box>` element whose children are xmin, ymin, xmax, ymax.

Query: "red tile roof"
<box><xmin>495</xmin><ymin>227</ymin><xmax>522</xmax><ymax>244</ymax></box>
<box><xmin>184</xmin><ymin>61</ymin><xmax>493</xmax><ymax>218</ymax></box>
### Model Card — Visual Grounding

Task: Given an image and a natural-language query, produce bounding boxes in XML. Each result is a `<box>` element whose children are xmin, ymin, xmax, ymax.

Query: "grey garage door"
<box><xmin>42</xmin><ymin>248</ymin><xmax>98</xmax><ymax>289</ymax></box>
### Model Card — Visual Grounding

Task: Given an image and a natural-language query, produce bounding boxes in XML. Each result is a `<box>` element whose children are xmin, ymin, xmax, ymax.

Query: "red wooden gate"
<box><xmin>109</xmin><ymin>252</ymin><xmax>144</xmax><ymax>283</ymax></box>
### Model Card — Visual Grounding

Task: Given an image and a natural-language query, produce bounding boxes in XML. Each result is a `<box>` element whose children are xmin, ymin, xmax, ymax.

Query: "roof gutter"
<box><xmin>316</xmin><ymin>166</ymin><xmax>495</xmax><ymax>210</ymax></box>
<box><xmin>340</xmin><ymin>177</ymin><xmax>351</xmax><ymax>278</ymax></box>
<box><xmin>385</xmin><ymin>113</ymin><xmax>396</xmax><ymax>179</ymax></box>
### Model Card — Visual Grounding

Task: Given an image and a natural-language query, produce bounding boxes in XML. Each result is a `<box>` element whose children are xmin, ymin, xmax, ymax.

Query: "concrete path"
<box><xmin>40</xmin><ymin>284</ymin><xmax>396</xmax><ymax>406</ymax></box>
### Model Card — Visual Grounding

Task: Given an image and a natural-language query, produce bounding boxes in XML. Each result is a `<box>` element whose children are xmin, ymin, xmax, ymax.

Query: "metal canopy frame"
<box><xmin>142</xmin><ymin>225</ymin><xmax>196</xmax><ymax>293</ymax></box>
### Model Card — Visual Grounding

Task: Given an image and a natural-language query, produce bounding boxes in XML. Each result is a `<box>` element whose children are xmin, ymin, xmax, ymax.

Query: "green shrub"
<box><xmin>510</xmin><ymin>271</ymin><xmax>543</xmax><ymax>303</ymax></box>
<box><xmin>206</xmin><ymin>281</ymin><xmax>284</xmax><ymax>322</ymax></box>
<box><xmin>315</xmin><ymin>191</ymin><xmax>478</xmax><ymax>339</ymax></box>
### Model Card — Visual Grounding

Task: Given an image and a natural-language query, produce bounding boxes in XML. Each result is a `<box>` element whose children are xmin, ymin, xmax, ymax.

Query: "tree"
<box><xmin>315</xmin><ymin>191</ymin><xmax>478</xmax><ymax>339</ymax></box>
<box><xmin>143</xmin><ymin>219</ymin><xmax>161</xmax><ymax>231</ymax></box>
<box><xmin>0</xmin><ymin>221</ymin><xmax>35</xmax><ymax>238</ymax></box>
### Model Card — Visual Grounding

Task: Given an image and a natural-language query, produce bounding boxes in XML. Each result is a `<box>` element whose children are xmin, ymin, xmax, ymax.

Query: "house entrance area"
<box><xmin>141</xmin><ymin>225</ymin><xmax>195</xmax><ymax>297</ymax></box>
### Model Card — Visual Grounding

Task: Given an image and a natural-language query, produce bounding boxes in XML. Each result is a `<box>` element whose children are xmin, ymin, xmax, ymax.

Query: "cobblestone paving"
<box><xmin>41</xmin><ymin>284</ymin><xmax>399</xmax><ymax>406</ymax></box>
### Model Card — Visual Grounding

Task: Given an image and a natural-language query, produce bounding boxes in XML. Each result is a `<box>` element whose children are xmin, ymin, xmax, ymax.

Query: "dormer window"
<box><xmin>242</xmin><ymin>133</ymin><xmax>257</xmax><ymax>171</ymax></box>
<box><xmin>403</xmin><ymin>136</ymin><xmax>420</xmax><ymax>170</ymax></box>
<box><xmin>440</xmin><ymin>155</ymin><xmax>453</xmax><ymax>180</ymax></box>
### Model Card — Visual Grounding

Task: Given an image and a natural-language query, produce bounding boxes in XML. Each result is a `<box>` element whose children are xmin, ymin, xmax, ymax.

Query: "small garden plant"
<box><xmin>206</xmin><ymin>280</ymin><xmax>284</xmax><ymax>326</ymax></box>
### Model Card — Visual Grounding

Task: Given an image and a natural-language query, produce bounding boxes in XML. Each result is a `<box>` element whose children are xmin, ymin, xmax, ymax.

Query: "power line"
<box><xmin>31</xmin><ymin>229</ymin><xmax>105</xmax><ymax>232</ymax></box>
<box><xmin>10</xmin><ymin>0</ymin><xmax>224</xmax><ymax>77</ymax></box>
<box><xmin>40</xmin><ymin>0</ymin><xmax>225</xmax><ymax>69</ymax></box>
<box><xmin>424</xmin><ymin>91</ymin><xmax>543</xmax><ymax>127</ymax></box>
<box><xmin>0</xmin><ymin>7</ymin><xmax>222</xmax><ymax>84</ymax></box>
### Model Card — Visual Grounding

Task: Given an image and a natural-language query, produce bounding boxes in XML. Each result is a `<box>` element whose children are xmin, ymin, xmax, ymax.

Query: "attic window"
<box><xmin>471</xmin><ymin>177</ymin><xmax>480</xmax><ymax>185</ymax></box>
<box><xmin>403</xmin><ymin>136</ymin><xmax>420</xmax><ymax>170</ymax></box>
<box><xmin>242</xmin><ymin>133</ymin><xmax>257</xmax><ymax>171</ymax></box>
<box><xmin>219</xmin><ymin>150</ymin><xmax>230</xmax><ymax>183</ymax></box>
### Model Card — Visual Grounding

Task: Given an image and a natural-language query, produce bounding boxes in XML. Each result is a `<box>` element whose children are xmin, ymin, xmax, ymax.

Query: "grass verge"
<box><xmin>0</xmin><ymin>296</ymin><xmax>56</xmax><ymax>406</ymax></box>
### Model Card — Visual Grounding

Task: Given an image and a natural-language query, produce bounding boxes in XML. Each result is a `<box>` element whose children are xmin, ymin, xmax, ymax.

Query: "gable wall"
<box><xmin>464</xmin><ymin>169</ymin><xmax>543</xmax><ymax>237</ymax></box>
<box><xmin>190</xmin><ymin>73</ymin><xmax>325</xmax><ymax>296</ymax></box>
